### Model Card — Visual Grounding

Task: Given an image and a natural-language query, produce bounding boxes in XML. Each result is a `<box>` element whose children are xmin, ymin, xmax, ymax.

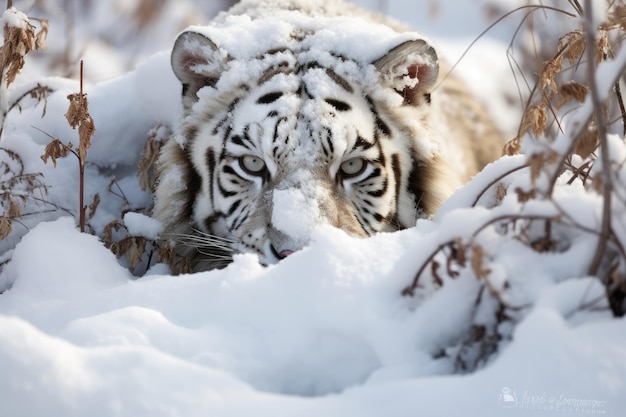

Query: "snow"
<box><xmin>271</xmin><ymin>187</ymin><xmax>320</xmax><ymax>245</ymax></box>
<box><xmin>2</xmin><ymin>7</ymin><xmax>29</xmax><ymax>29</ymax></box>
<box><xmin>1</xmin><ymin>217</ymin><xmax>624</xmax><ymax>415</ymax></box>
<box><xmin>0</xmin><ymin>0</ymin><xmax>624</xmax><ymax>416</ymax></box>
<box><xmin>123</xmin><ymin>212</ymin><xmax>163</xmax><ymax>240</ymax></box>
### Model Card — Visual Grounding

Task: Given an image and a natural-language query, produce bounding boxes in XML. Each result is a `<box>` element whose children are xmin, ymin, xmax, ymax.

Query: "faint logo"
<box><xmin>499</xmin><ymin>387</ymin><xmax>518</xmax><ymax>408</ymax></box>
<box><xmin>498</xmin><ymin>387</ymin><xmax>608</xmax><ymax>414</ymax></box>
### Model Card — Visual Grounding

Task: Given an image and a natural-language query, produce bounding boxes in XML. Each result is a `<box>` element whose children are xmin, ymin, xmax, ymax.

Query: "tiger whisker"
<box><xmin>195</xmin><ymin>250</ymin><xmax>234</xmax><ymax>260</ymax></box>
<box><xmin>170</xmin><ymin>231</ymin><xmax>237</xmax><ymax>252</ymax></box>
<box><xmin>166</xmin><ymin>229</ymin><xmax>240</xmax><ymax>271</ymax></box>
<box><xmin>176</xmin><ymin>236</ymin><xmax>234</xmax><ymax>251</ymax></box>
<box><xmin>191</xmin><ymin>229</ymin><xmax>237</xmax><ymax>244</ymax></box>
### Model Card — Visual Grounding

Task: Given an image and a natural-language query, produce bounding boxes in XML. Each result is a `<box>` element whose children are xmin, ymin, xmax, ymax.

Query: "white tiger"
<box><xmin>153</xmin><ymin>0</ymin><xmax>502</xmax><ymax>272</ymax></box>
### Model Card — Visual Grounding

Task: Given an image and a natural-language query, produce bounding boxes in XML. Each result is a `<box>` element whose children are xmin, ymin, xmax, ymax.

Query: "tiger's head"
<box><xmin>154</xmin><ymin>27</ymin><xmax>460</xmax><ymax>272</ymax></box>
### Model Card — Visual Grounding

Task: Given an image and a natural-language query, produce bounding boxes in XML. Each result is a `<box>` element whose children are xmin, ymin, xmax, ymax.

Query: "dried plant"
<box><xmin>138</xmin><ymin>124</ymin><xmax>169</xmax><ymax>192</ymax></box>
<box><xmin>103</xmin><ymin>218</ymin><xmax>184</xmax><ymax>275</ymax></box>
<box><xmin>0</xmin><ymin>148</ymin><xmax>49</xmax><ymax>239</ymax></box>
<box><xmin>41</xmin><ymin>61</ymin><xmax>95</xmax><ymax>232</ymax></box>
<box><xmin>404</xmin><ymin>0</ymin><xmax>626</xmax><ymax>372</ymax></box>
<box><xmin>0</xmin><ymin>4</ymin><xmax>48</xmax><ymax>134</ymax></box>
<box><xmin>0</xmin><ymin>6</ymin><xmax>47</xmax><ymax>89</ymax></box>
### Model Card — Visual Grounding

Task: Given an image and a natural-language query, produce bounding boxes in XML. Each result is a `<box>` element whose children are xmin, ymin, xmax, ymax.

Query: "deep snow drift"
<box><xmin>0</xmin><ymin>1</ymin><xmax>624</xmax><ymax>416</ymax></box>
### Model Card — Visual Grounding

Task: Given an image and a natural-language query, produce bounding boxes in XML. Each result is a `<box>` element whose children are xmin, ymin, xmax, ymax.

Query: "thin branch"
<box><xmin>584</xmin><ymin>0</ymin><xmax>613</xmax><ymax>276</ymax></box>
<box><xmin>31</xmin><ymin>125</ymin><xmax>79</xmax><ymax>159</ymax></box>
<box><xmin>471</xmin><ymin>162</ymin><xmax>530</xmax><ymax>207</ymax></box>
<box><xmin>434</xmin><ymin>5</ymin><xmax>577</xmax><ymax>92</ymax></box>
<box><xmin>78</xmin><ymin>60</ymin><xmax>85</xmax><ymax>233</ymax></box>
<box><xmin>568</xmin><ymin>0</ymin><xmax>584</xmax><ymax>16</ymax></box>
<box><xmin>403</xmin><ymin>213</ymin><xmax>562</xmax><ymax>296</ymax></box>
<box><xmin>614</xmin><ymin>80</ymin><xmax>626</xmax><ymax>136</ymax></box>
<box><xmin>402</xmin><ymin>242</ymin><xmax>449</xmax><ymax>296</ymax></box>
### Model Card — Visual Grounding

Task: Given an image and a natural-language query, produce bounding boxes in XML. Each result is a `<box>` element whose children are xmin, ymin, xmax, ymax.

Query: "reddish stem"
<box><xmin>78</xmin><ymin>60</ymin><xmax>85</xmax><ymax>233</ymax></box>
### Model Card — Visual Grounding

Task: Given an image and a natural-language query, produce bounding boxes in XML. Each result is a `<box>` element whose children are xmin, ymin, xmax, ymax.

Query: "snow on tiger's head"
<box><xmin>153</xmin><ymin>10</ymin><xmax>464</xmax><ymax>273</ymax></box>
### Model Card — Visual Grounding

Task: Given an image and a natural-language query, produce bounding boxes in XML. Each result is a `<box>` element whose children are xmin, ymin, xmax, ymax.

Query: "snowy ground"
<box><xmin>0</xmin><ymin>1</ymin><xmax>625</xmax><ymax>416</ymax></box>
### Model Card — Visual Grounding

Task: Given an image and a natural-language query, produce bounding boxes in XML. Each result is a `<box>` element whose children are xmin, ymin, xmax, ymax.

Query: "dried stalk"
<box><xmin>585</xmin><ymin>0</ymin><xmax>613</xmax><ymax>276</ymax></box>
<box><xmin>41</xmin><ymin>60</ymin><xmax>95</xmax><ymax>233</ymax></box>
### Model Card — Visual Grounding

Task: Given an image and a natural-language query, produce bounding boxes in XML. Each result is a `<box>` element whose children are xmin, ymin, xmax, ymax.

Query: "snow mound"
<box><xmin>0</xmin><ymin>216</ymin><xmax>624</xmax><ymax>416</ymax></box>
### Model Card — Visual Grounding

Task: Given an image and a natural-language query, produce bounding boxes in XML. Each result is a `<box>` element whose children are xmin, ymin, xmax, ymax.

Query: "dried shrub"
<box><xmin>0</xmin><ymin>5</ymin><xmax>49</xmax><ymax>137</ymax></box>
<box><xmin>138</xmin><ymin>124</ymin><xmax>169</xmax><ymax>192</ymax></box>
<box><xmin>65</xmin><ymin>91</ymin><xmax>95</xmax><ymax>162</ymax></box>
<box><xmin>103</xmin><ymin>217</ymin><xmax>185</xmax><ymax>275</ymax></box>
<box><xmin>406</xmin><ymin>0</ymin><xmax>626</xmax><ymax>372</ymax></box>
<box><xmin>41</xmin><ymin>61</ymin><xmax>95</xmax><ymax>233</ymax></box>
<box><xmin>0</xmin><ymin>148</ymin><xmax>48</xmax><ymax>240</ymax></box>
<box><xmin>0</xmin><ymin>7</ymin><xmax>48</xmax><ymax>89</ymax></box>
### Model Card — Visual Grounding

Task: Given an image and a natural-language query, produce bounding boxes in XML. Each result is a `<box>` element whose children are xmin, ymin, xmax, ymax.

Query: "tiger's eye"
<box><xmin>239</xmin><ymin>155</ymin><xmax>266</xmax><ymax>176</ymax></box>
<box><xmin>339</xmin><ymin>158</ymin><xmax>366</xmax><ymax>178</ymax></box>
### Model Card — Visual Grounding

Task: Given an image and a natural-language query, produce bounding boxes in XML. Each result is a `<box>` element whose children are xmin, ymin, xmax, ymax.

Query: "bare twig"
<box><xmin>403</xmin><ymin>213</ymin><xmax>562</xmax><ymax>296</ymax></box>
<box><xmin>584</xmin><ymin>0</ymin><xmax>613</xmax><ymax>276</ymax></box>
<box><xmin>471</xmin><ymin>162</ymin><xmax>530</xmax><ymax>207</ymax></box>
<box><xmin>614</xmin><ymin>80</ymin><xmax>626</xmax><ymax>136</ymax></box>
<box><xmin>434</xmin><ymin>5</ymin><xmax>577</xmax><ymax>92</ymax></box>
<box><xmin>402</xmin><ymin>242</ymin><xmax>449</xmax><ymax>296</ymax></box>
<box><xmin>78</xmin><ymin>60</ymin><xmax>85</xmax><ymax>232</ymax></box>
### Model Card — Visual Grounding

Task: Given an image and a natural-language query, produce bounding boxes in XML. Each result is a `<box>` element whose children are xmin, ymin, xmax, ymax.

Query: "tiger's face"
<box><xmin>155</xmin><ymin>29</ymin><xmax>457</xmax><ymax>271</ymax></box>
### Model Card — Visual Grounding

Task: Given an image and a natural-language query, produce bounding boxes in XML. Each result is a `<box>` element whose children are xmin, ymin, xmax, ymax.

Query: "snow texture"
<box><xmin>0</xmin><ymin>1</ymin><xmax>624</xmax><ymax>416</ymax></box>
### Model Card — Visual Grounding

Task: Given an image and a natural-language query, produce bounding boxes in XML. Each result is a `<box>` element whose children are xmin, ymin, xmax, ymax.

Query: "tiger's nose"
<box><xmin>270</xmin><ymin>243</ymin><xmax>296</xmax><ymax>260</ymax></box>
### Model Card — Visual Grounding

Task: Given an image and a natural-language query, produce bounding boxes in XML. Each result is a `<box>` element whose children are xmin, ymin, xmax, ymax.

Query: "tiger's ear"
<box><xmin>171</xmin><ymin>31</ymin><xmax>226</xmax><ymax>105</ymax></box>
<box><xmin>374</xmin><ymin>39</ymin><xmax>439</xmax><ymax>106</ymax></box>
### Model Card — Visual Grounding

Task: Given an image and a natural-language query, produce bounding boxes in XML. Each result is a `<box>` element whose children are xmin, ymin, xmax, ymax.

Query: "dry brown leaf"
<box><xmin>29</xmin><ymin>84</ymin><xmax>54</xmax><ymax>118</ymax></box>
<box><xmin>138</xmin><ymin>133</ymin><xmax>164</xmax><ymax>191</ymax></box>
<box><xmin>495</xmin><ymin>183</ymin><xmax>507</xmax><ymax>203</ymax></box>
<box><xmin>0</xmin><ymin>217</ymin><xmax>11</xmax><ymax>239</ymax></box>
<box><xmin>610</xmin><ymin>4</ymin><xmax>626</xmax><ymax>31</ymax></box>
<box><xmin>103</xmin><ymin>219</ymin><xmax>125</xmax><ymax>247</ymax></box>
<box><xmin>110</xmin><ymin>237</ymin><xmax>130</xmax><ymax>258</ymax></box>
<box><xmin>65</xmin><ymin>93</ymin><xmax>95</xmax><ymax>164</ymax></box>
<box><xmin>573</xmin><ymin>126</ymin><xmax>598</xmax><ymax>159</ymax></box>
<box><xmin>125</xmin><ymin>237</ymin><xmax>147</xmax><ymax>270</ymax></box>
<box><xmin>596</xmin><ymin>30</ymin><xmax>609</xmax><ymax>63</ymax></box>
<box><xmin>85</xmin><ymin>193</ymin><xmax>100</xmax><ymax>221</ymax></box>
<box><xmin>515</xmin><ymin>187</ymin><xmax>536</xmax><ymax>203</ymax></box>
<box><xmin>471</xmin><ymin>245</ymin><xmax>490</xmax><ymax>279</ymax></box>
<box><xmin>454</xmin><ymin>238</ymin><xmax>467</xmax><ymax>267</ymax></box>
<box><xmin>559</xmin><ymin>81</ymin><xmax>588</xmax><ymax>107</ymax></box>
<box><xmin>7</xmin><ymin>199</ymin><xmax>20</xmax><ymax>218</ymax></box>
<box><xmin>40</xmin><ymin>139</ymin><xmax>72</xmax><ymax>167</ymax></box>
<box><xmin>33</xmin><ymin>18</ymin><xmax>48</xmax><ymax>49</ymax></box>
<box><xmin>431</xmin><ymin>260</ymin><xmax>444</xmax><ymax>285</ymax></box>
<box><xmin>503</xmin><ymin>137</ymin><xmax>521</xmax><ymax>156</ymax></box>
<box><xmin>1</xmin><ymin>9</ymin><xmax>47</xmax><ymax>88</ymax></box>
<box><xmin>179</xmin><ymin>258</ymin><xmax>193</xmax><ymax>274</ymax></box>
<box><xmin>78</xmin><ymin>116</ymin><xmax>95</xmax><ymax>161</ymax></box>
<box><xmin>111</xmin><ymin>236</ymin><xmax>147</xmax><ymax>270</ymax></box>
<box><xmin>65</xmin><ymin>93</ymin><xmax>89</xmax><ymax>129</ymax></box>
<box><xmin>540</xmin><ymin>56</ymin><xmax>563</xmax><ymax>93</ymax></box>
<box><xmin>531</xmin><ymin>236</ymin><xmax>558</xmax><ymax>253</ymax></box>
<box><xmin>156</xmin><ymin>241</ymin><xmax>175</xmax><ymax>266</ymax></box>
<box><xmin>527</xmin><ymin>150</ymin><xmax>547</xmax><ymax>185</ymax></box>
<box><xmin>522</xmin><ymin>104</ymin><xmax>547</xmax><ymax>138</ymax></box>
<box><xmin>560</xmin><ymin>30</ymin><xmax>585</xmax><ymax>65</ymax></box>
